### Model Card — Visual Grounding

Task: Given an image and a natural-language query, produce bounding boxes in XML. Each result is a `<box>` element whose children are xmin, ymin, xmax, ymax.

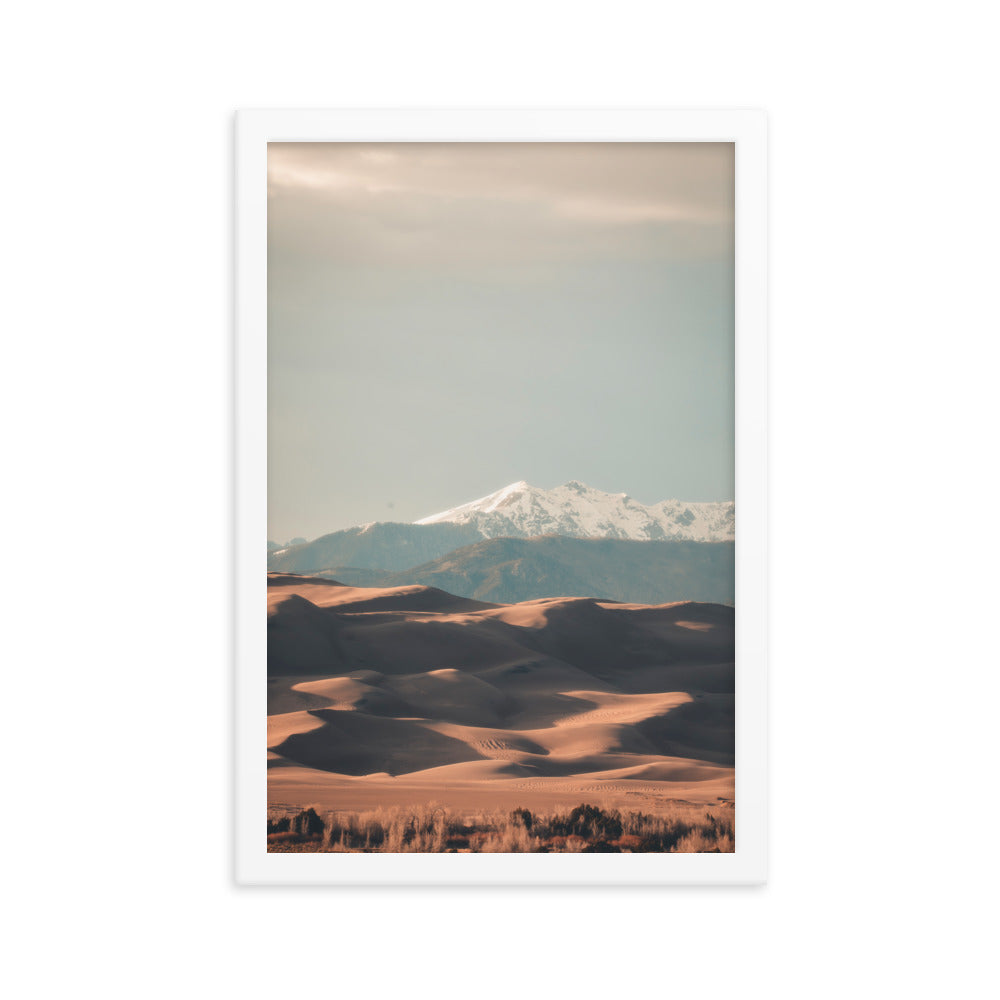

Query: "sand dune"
<box><xmin>266</xmin><ymin>572</ymin><xmax>735</xmax><ymax>815</ymax></box>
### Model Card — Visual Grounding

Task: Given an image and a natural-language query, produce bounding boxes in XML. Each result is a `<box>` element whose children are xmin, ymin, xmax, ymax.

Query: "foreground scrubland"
<box><xmin>267</xmin><ymin>802</ymin><xmax>734</xmax><ymax>853</ymax></box>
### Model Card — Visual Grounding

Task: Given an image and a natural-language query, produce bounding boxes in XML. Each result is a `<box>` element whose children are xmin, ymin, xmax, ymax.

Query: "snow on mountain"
<box><xmin>415</xmin><ymin>480</ymin><xmax>734</xmax><ymax>542</ymax></box>
<box><xmin>267</xmin><ymin>536</ymin><xmax>309</xmax><ymax>557</ymax></box>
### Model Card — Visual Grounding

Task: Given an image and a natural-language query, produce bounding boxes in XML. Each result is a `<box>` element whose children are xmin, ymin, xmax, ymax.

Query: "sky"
<box><xmin>268</xmin><ymin>142</ymin><xmax>734</xmax><ymax>543</ymax></box>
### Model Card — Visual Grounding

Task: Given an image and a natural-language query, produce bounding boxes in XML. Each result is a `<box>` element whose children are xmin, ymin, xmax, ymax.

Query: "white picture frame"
<box><xmin>235</xmin><ymin>108</ymin><xmax>767</xmax><ymax>885</ymax></box>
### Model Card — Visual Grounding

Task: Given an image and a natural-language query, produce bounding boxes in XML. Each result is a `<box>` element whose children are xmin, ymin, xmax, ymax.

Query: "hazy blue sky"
<box><xmin>268</xmin><ymin>142</ymin><xmax>734</xmax><ymax>542</ymax></box>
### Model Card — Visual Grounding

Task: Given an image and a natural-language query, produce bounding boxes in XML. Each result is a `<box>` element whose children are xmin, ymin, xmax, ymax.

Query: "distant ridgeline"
<box><xmin>268</xmin><ymin>481</ymin><xmax>735</xmax><ymax>606</ymax></box>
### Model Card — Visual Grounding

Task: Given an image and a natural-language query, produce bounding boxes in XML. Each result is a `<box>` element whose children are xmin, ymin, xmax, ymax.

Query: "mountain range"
<box><xmin>314</xmin><ymin>536</ymin><xmax>734</xmax><ymax>605</ymax></box>
<box><xmin>268</xmin><ymin>480</ymin><xmax>735</xmax><ymax>605</ymax></box>
<box><xmin>268</xmin><ymin>521</ymin><xmax>485</xmax><ymax>573</ymax></box>
<box><xmin>415</xmin><ymin>480</ymin><xmax>734</xmax><ymax>542</ymax></box>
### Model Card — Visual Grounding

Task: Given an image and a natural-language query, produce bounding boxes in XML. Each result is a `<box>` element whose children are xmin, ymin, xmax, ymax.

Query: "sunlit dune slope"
<box><xmin>266</xmin><ymin>572</ymin><xmax>735</xmax><ymax>812</ymax></box>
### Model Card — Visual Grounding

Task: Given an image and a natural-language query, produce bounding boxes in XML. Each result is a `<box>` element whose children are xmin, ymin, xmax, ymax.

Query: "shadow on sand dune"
<box><xmin>266</xmin><ymin>573</ymin><xmax>735</xmax><ymax>810</ymax></box>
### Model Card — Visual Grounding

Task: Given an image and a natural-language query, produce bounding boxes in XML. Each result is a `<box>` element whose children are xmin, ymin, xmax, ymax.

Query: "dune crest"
<box><xmin>267</xmin><ymin>573</ymin><xmax>734</xmax><ymax>814</ymax></box>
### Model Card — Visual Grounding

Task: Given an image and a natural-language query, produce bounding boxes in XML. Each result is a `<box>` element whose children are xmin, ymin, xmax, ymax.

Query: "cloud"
<box><xmin>269</xmin><ymin>141</ymin><xmax>732</xmax><ymax>221</ymax></box>
<box><xmin>268</xmin><ymin>142</ymin><xmax>733</xmax><ymax>268</ymax></box>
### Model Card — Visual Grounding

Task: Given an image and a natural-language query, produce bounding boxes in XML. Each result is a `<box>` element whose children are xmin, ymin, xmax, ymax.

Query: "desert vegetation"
<box><xmin>267</xmin><ymin>802</ymin><xmax>734</xmax><ymax>853</ymax></box>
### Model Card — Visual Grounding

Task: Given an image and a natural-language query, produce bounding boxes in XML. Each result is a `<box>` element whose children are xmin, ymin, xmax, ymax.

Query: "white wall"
<box><xmin>3</xmin><ymin>3</ymin><xmax>996</xmax><ymax>997</ymax></box>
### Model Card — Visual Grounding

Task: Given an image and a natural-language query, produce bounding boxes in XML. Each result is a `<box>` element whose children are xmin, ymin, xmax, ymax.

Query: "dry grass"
<box><xmin>267</xmin><ymin>802</ymin><xmax>734</xmax><ymax>853</ymax></box>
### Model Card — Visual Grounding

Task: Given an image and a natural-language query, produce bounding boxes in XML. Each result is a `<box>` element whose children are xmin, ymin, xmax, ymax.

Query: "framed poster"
<box><xmin>235</xmin><ymin>109</ymin><xmax>767</xmax><ymax>884</ymax></box>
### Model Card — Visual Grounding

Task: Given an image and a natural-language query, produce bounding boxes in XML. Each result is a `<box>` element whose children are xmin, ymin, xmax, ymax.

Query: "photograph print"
<box><xmin>265</xmin><ymin>140</ymin><xmax>737</xmax><ymax>855</ymax></box>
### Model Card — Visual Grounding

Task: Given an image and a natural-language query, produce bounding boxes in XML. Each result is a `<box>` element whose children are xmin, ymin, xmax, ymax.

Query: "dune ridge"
<box><xmin>267</xmin><ymin>572</ymin><xmax>734</xmax><ymax>814</ymax></box>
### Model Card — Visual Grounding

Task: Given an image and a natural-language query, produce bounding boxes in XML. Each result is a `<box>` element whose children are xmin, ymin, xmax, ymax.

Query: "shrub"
<box><xmin>511</xmin><ymin>807</ymin><xmax>533</xmax><ymax>830</ymax></box>
<box><xmin>290</xmin><ymin>807</ymin><xmax>325</xmax><ymax>837</ymax></box>
<box><xmin>563</xmin><ymin>804</ymin><xmax>623</xmax><ymax>841</ymax></box>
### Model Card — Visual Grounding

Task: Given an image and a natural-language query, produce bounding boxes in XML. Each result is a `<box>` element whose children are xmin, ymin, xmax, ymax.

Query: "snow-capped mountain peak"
<box><xmin>415</xmin><ymin>480</ymin><xmax>734</xmax><ymax>542</ymax></box>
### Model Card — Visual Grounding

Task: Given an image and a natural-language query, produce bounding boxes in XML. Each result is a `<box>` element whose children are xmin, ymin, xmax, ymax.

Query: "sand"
<box><xmin>266</xmin><ymin>572</ymin><xmax>734</xmax><ymax>815</ymax></box>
